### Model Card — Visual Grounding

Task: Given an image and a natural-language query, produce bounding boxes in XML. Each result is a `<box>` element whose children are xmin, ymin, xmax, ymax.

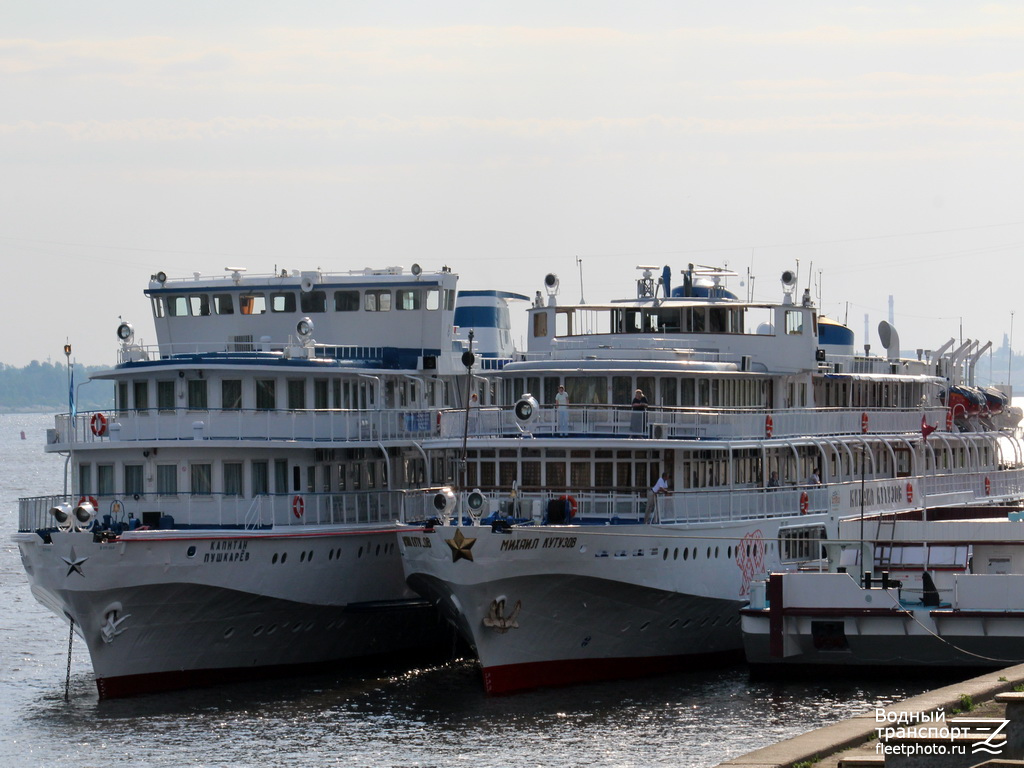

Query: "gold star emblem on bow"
<box><xmin>445</xmin><ymin>528</ymin><xmax>477</xmax><ymax>563</ymax></box>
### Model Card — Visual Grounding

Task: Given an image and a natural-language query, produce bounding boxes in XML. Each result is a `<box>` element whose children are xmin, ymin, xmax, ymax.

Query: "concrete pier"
<box><xmin>717</xmin><ymin>664</ymin><xmax>1024</xmax><ymax>768</ymax></box>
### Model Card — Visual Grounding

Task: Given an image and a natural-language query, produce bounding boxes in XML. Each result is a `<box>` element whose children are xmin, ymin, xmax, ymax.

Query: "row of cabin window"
<box><xmin>78</xmin><ymin>457</ymin><xmax>393</xmax><ymax>498</ymax></box>
<box><xmin>116</xmin><ymin>377</ymin><xmax>453</xmax><ymax>412</ymax></box>
<box><xmin>501</xmin><ymin>375</ymin><xmax>770</xmax><ymax>409</ymax></box>
<box><xmin>153</xmin><ymin>288</ymin><xmax>457</xmax><ymax>318</ymax></box>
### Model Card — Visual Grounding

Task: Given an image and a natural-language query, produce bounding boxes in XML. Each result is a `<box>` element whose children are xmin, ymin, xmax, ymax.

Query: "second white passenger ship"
<box><xmin>399</xmin><ymin>265</ymin><xmax>1024</xmax><ymax>694</ymax></box>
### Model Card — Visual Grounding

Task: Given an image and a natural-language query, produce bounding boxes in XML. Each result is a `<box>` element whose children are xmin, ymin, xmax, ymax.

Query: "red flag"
<box><xmin>921</xmin><ymin>414</ymin><xmax>937</xmax><ymax>440</ymax></box>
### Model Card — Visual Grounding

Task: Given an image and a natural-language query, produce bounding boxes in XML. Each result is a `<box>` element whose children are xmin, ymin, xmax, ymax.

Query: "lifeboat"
<box><xmin>941</xmin><ymin>385</ymin><xmax>986</xmax><ymax>418</ymax></box>
<box><xmin>980</xmin><ymin>386</ymin><xmax>1009</xmax><ymax>416</ymax></box>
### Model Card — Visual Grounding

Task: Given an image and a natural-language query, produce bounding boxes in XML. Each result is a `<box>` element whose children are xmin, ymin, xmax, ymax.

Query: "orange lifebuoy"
<box><xmin>906</xmin><ymin>483</ymin><xmax>913</xmax><ymax>505</ymax></box>
<box><xmin>765</xmin><ymin>414</ymin><xmax>773</xmax><ymax>438</ymax></box>
<box><xmin>799</xmin><ymin>491</ymin><xmax>809</xmax><ymax>515</ymax></box>
<box><xmin>985</xmin><ymin>477</ymin><xmax>992</xmax><ymax>496</ymax></box>
<box><xmin>861</xmin><ymin>412</ymin><xmax>869</xmax><ymax>434</ymax></box>
<box><xmin>559</xmin><ymin>494</ymin><xmax>578</xmax><ymax>517</ymax></box>
<box><xmin>90</xmin><ymin>412</ymin><xmax>108</xmax><ymax>437</ymax></box>
<box><xmin>946</xmin><ymin>409</ymin><xmax>954</xmax><ymax>431</ymax></box>
<box><xmin>292</xmin><ymin>495</ymin><xmax>305</xmax><ymax>518</ymax></box>
<box><xmin>78</xmin><ymin>495</ymin><xmax>98</xmax><ymax>510</ymax></box>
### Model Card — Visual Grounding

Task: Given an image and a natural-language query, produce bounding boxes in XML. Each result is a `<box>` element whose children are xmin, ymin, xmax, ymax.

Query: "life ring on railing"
<box><xmin>985</xmin><ymin>477</ymin><xmax>992</xmax><ymax>496</ymax></box>
<box><xmin>799</xmin><ymin>491</ymin><xmax>809</xmax><ymax>515</ymax></box>
<box><xmin>559</xmin><ymin>494</ymin><xmax>578</xmax><ymax>517</ymax></box>
<box><xmin>860</xmin><ymin>412</ymin><xmax>869</xmax><ymax>434</ymax></box>
<box><xmin>90</xmin><ymin>412</ymin><xmax>108</xmax><ymax>437</ymax></box>
<box><xmin>906</xmin><ymin>483</ymin><xmax>913</xmax><ymax>505</ymax></box>
<box><xmin>78</xmin><ymin>495</ymin><xmax>98</xmax><ymax>511</ymax></box>
<box><xmin>292</xmin><ymin>495</ymin><xmax>305</xmax><ymax>518</ymax></box>
<box><xmin>946</xmin><ymin>408</ymin><xmax>954</xmax><ymax>431</ymax></box>
<box><xmin>765</xmin><ymin>414</ymin><xmax>773</xmax><ymax>438</ymax></box>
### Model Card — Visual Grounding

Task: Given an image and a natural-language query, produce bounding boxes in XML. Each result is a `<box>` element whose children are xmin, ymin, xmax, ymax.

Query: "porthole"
<box><xmin>715</xmin><ymin>546</ymin><xmax>719</xmax><ymax>558</ymax></box>
<box><xmin>669</xmin><ymin>619</ymin><xmax>679</xmax><ymax>629</ymax></box>
<box><xmin>727</xmin><ymin>546</ymin><xmax>732</xmax><ymax>559</ymax></box>
<box><xmin>673</xmin><ymin>548</ymin><xmax>679</xmax><ymax>560</ymax></box>
<box><xmin>328</xmin><ymin>550</ymin><xmax>334</xmax><ymax>561</ymax></box>
<box><xmin>223</xmin><ymin>627</ymin><xmax>235</xmax><ymax>639</ymax></box>
<box><xmin>292</xmin><ymin>623</ymin><xmax>302</xmax><ymax>633</ymax></box>
<box><xmin>706</xmin><ymin>547</ymin><xmax>711</xmax><ymax>559</ymax></box>
<box><xmin>300</xmin><ymin>551</ymin><xmax>306</xmax><ymax>562</ymax></box>
<box><xmin>357</xmin><ymin>546</ymin><xmax>363</xmax><ymax>558</ymax></box>
<box><xmin>683</xmin><ymin>548</ymin><xmax>689</xmax><ymax>561</ymax></box>
<box><xmin>253</xmin><ymin>625</ymin><xmax>264</xmax><ymax>636</ymax></box>
<box><xmin>281</xmin><ymin>552</ymin><xmax>288</xmax><ymax>563</ymax></box>
<box><xmin>662</xmin><ymin>549</ymin><xmax>668</xmax><ymax>561</ymax></box>
<box><xmin>375</xmin><ymin>544</ymin><xmax>381</xmax><ymax>556</ymax></box>
<box><xmin>308</xmin><ymin>551</ymin><xmax>314</xmax><ymax>562</ymax></box>
<box><xmin>272</xmin><ymin>553</ymin><xmax>279</xmax><ymax>564</ymax></box>
<box><xmin>640</xmin><ymin>621</ymin><xmax>650</xmax><ymax>632</ymax></box>
<box><xmin>267</xmin><ymin>624</ymin><xmax>278</xmax><ymax>635</ymax></box>
<box><xmin>186</xmin><ymin>546</ymin><xmax>197</xmax><ymax>558</ymax></box>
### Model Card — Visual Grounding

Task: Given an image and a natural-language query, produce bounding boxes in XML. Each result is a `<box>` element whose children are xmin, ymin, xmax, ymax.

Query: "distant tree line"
<box><xmin>0</xmin><ymin>361</ymin><xmax>114</xmax><ymax>413</ymax></box>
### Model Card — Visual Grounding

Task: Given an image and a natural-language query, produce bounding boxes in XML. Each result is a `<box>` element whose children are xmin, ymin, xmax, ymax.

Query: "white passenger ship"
<box><xmin>398</xmin><ymin>265</ymin><xmax>1024</xmax><ymax>694</ymax></box>
<box><xmin>14</xmin><ymin>264</ymin><xmax>524</xmax><ymax>698</ymax></box>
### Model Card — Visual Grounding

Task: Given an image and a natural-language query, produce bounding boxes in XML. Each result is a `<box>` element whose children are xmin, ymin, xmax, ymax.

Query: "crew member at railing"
<box><xmin>645</xmin><ymin>471</ymin><xmax>670</xmax><ymax>524</ymax></box>
<box><xmin>631</xmin><ymin>388</ymin><xmax>648</xmax><ymax>434</ymax></box>
<box><xmin>555</xmin><ymin>385</ymin><xmax>569</xmax><ymax>435</ymax></box>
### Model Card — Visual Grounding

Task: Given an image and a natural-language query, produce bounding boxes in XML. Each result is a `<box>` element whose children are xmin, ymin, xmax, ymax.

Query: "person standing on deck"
<box><xmin>554</xmin><ymin>384</ymin><xmax>569</xmax><ymax>435</ymax></box>
<box><xmin>645</xmin><ymin>471</ymin><xmax>670</xmax><ymax>523</ymax></box>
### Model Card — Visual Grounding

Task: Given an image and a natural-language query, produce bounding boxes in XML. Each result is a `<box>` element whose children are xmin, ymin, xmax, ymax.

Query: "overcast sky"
<box><xmin>3</xmin><ymin>1</ymin><xmax>1022</xmax><ymax>380</ymax></box>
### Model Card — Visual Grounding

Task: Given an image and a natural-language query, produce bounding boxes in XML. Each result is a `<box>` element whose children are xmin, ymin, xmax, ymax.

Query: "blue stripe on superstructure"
<box><xmin>145</xmin><ymin>280</ymin><xmax>443</xmax><ymax>296</ymax></box>
<box><xmin>116</xmin><ymin>347</ymin><xmax>442</xmax><ymax>371</ymax></box>
<box><xmin>454</xmin><ymin>306</ymin><xmax>502</xmax><ymax>328</ymax></box>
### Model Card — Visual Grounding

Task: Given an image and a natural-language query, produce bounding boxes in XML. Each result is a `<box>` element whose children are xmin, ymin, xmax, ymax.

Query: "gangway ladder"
<box><xmin>243</xmin><ymin>496</ymin><xmax>264</xmax><ymax>530</ymax></box>
<box><xmin>873</xmin><ymin>512</ymin><xmax>899</xmax><ymax>570</ymax></box>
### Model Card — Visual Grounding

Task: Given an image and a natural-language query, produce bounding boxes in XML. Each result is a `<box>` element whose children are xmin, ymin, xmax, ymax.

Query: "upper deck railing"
<box><xmin>49</xmin><ymin>403</ymin><xmax>992</xmax><ymax>450</ymax></box>
<box><xmin>20</xmin><ymin>465</ymin><xmax>1024</xmax><ymax>534</ymax></box>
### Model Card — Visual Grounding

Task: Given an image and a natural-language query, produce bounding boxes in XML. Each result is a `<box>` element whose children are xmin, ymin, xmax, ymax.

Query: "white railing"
<box><xmin>17</xmin><ymin>490</ymin><xmax>408</xmax><ymax>533</ymax></box>
<box><xmin>50</xmin><ymin>408</ymin><xmax>440</xmax><ymax>447</ymax></box>
<box><xmin>440</xmin><ymin>405</ymin><xmax>952</xmax><ymax>441</ymax></box>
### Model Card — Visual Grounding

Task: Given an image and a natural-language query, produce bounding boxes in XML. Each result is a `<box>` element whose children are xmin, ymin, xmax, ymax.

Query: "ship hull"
<box><xmin>17</xmin><ymin>526</ymin><xmax>446</xmax><ymax>698</ymax></box>
<box><xmin>400</xmin><ymin>516</ymin><xmax>815</xmax><ymax>693</ymax></box>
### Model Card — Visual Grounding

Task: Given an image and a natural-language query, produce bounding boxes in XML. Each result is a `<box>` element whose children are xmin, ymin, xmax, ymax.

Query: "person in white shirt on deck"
<box><xmin>554</xmin><ymin>384</ymin><xmax>569</xmax><ymax>435</ymax></box>
<box><xmin>645</xmin><ymin>471</ymin><xmax>670</xmax><ymax>523</ymax></box>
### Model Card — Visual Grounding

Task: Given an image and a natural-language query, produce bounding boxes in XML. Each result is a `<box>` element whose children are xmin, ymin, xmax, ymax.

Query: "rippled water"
<box><xmin>1</xmin><ymin>412</ymin><xmax>933</xmax><ymax>768</ymax></box>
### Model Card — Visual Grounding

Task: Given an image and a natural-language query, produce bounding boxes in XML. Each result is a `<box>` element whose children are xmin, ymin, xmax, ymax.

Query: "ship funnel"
<box><xmin>878</xmin><ymin>321</ymin><xmax>901</xmax><ymax>361</ymax></box>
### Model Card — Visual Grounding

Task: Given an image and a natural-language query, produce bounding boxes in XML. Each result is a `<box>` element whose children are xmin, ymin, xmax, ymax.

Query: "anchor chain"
<box><xmin>64</xmin><ymin>619</ymin><xmax>74</xmax><ymax>702</ymax></box>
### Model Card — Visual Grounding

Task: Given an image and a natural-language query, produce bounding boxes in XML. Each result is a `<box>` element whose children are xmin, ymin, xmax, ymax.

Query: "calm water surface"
<box><xmin>1</xmin><ymin>412</ymin><xmax>935</xmax><ymax>767</ymax></box>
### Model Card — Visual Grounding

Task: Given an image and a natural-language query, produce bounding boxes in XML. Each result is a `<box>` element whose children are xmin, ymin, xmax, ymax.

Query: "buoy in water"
<box><xmin>20</xmin><ymin>431</ymin><xmax>25</xmax><ymax>440</ymax></box>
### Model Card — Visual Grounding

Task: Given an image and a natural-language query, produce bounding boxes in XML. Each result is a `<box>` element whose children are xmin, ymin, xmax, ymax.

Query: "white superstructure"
<box><xmin>14</xmin><ymin>264</ymin><xmax>525</xmax><ymax>698</ymax></box>
<box><xmin>399</xmin><ymin>264</ymin><xmax>1024</xmax><ymax>694</ymax></box>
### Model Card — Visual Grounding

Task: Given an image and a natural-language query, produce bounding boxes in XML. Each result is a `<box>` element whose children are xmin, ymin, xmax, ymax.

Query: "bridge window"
<box><xmin>396</xmin><ymin>289</ymin><xmax>422</xmax><ymax>310</ymax></box>
<box><xmin>166</xmin><ymin>295</ymin><xmax>189</xmax><ymax>317</ymax></box>
<box><xmin>189</xmin><ymin>295</ymin><xmax>210</xmax><ymax>316</ymax></box>
<box><xmin>300</xmin><ymin>290</ymin><xmax>326</xmax><ymax>313</ymax></box>
<box><xmin>271</xmin><ymin>292</ymin><xmax>296</xmax><ymax>313</ymax></box>
<box><xmin>239</xmin><ymin>294</ymin><xmax>266</xmax><ymax>315</ymax></box>
<box><xmin>786</xmin><ymin>310</ymin><xmax>804</xmax><ymax>335</ymax></box>
<box><xmin>213</xmin><ymin>294</ymin><xmax>234</xmax><ymax>314</ymax></box>
<box><xmin>365</xmin><ymin>290</ymin><xmax>392</xmax><ymax>312</ymax></box>
<box><xmin>334</xmin><ymin>290</ymin><xmax>359</xmax><ymax>311</ymax></box>
<box><xmin>426</xmin><ymin>289</ymin><xmax>440</xmax><ymax>310</ymax></box>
